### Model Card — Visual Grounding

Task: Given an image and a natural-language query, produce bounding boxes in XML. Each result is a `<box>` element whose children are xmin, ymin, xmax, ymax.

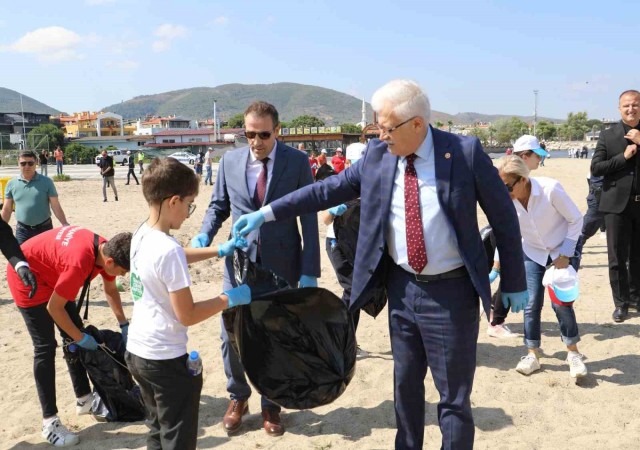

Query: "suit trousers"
<box><xmin>18</xmin><ymin>301</ymin><xmax>91</xmax><ymax>418</ymax></box>
<box><xmin>387</xmin><ymin>263</ymin><xmax>478</xmax><ymax>450</ymax></box>
<box><xmin>604</xmin><ymin>199</ymin><xmax>640</xmax><ymax>308</ymax></box>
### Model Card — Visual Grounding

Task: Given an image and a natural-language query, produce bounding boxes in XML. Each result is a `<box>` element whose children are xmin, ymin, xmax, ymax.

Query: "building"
<box><xmin>278</xmin><ymin>126</ymin><xmax>362</xmax><ymax>155</ymax></box>
<box><xmin>144</xmin><ymin>128</ymin><xmax>242</xmax><ymax>154</ymax></box>
<box><xmin>0</xmin><ymin>112</ymin><xmax>52</xmax><ymax>134</ymax></box>
<box><xmin>71</xmin><ymin>135</ymin><xmax>154</xmax><ymax>152</ymax></box>
<box><xmin>56</xmin><ymin>111</ymin><xmax>136</xmax><ymax>138</ymax></box>
<box><xmin>134</xmin><ymin>115</ymin><xmax>194</xmax><ymax>135</ymax></box>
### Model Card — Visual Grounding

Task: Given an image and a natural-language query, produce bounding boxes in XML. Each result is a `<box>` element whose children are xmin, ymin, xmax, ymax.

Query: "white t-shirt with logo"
<box><xmin>127</xmin><ymin>223</ymin><xmax>191</xmax><ymax>360</ymax></box>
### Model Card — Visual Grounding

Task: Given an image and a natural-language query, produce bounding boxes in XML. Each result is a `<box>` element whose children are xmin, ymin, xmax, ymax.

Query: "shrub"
<box><xmin>53</xmin><ymin>174</ymin><xmax>72</xmax><ymax>182</ymax></box>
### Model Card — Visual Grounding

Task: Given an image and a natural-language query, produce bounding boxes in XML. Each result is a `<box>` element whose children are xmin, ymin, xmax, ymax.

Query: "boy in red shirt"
<box><xmin>7</xmin><ymin>226</ymin><xmax>131</xmax><ymax>447</ymax></box>
<box><xmin>331</xmin><ymin>147</ymin><xmax>346</xmax><ymax>173</ymax></box>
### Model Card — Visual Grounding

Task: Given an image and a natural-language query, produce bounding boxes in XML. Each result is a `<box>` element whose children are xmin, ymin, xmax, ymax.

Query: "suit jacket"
<box><xmin>200</xmin><ymin>141</ymin><xmax>320</xmax><ymax>288</ymax></box>
<box><xmin>0</xmin><ymin>218</ymin><xmax>27</xmax><ymax>268</ymax></box>
<box><xmin>591</xmin><ymin>121</ymin><xmax>637</xmax><ymax>213</ymax></box>
<box><xmin>269</xmin><ymin>128</ymin><xmax>526</xmax><ymax>316</ymax></box>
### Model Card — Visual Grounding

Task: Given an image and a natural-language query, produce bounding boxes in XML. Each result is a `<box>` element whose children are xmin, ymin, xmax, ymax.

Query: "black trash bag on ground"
<box><xmin>78</xmin><ymin>325</ymin><xmax>147</xmax><ymax>422</ymax></box>
<box><xmin>332</xmin><ymin>200</ymin><xmax>388</xmax><ymax>318</ymax></box>
<box><xmin>222</xmin><ymin>250</ymin><xmax>356</xmax><ymax>409</ymax></box>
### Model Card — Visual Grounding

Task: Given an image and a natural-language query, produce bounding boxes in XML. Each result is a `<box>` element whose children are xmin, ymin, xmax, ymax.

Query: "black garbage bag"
<box><xmin>332</xmin><ymin>200</ymin><xmax>388</xmax><ymax>318</ymax></box>
<box><xmin>222</xmin><ymin>250</ymin><xmax>356</xmax><ymax>409</ymax></box>
<box><xmin>480</xmin><ymin>225</ymin><xmax>509</xmax><ymax>324</ymax></box>
<box><xmin>78</xmin><ymin>325</ymin><xmax>146</xmax><ymax>422</ymax></box>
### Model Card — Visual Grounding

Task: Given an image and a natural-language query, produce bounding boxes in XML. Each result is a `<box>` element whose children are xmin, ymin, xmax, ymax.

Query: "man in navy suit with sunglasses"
<box><xmin>192</xmin><ymin>101</ymin><xmax>320</xmax><ymax>437</ymax></box>
<box><xmin>233</xmin><ymin>80</ymin><xmax>527</xmax><ymax>449</ymax></box>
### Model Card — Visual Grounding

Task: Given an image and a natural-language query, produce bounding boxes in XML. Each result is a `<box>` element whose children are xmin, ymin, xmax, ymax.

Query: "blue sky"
<box><xmin>1</xmin><ymin>0</ymin><xmax>637</xmax><ymax>121</ymax></box>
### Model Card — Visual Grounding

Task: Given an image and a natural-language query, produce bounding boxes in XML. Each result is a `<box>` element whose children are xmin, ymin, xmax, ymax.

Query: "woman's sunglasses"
<box><xmin>505</xmin><ymin>176</ymin><xmax>521</xmax><ymax>192</ymax></box>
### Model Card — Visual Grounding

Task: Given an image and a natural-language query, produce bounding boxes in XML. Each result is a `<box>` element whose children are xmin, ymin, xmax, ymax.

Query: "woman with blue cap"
<box><xmin>496</xmin><ymin>155</ymin><xmax>587</xmax><ymax>379</ymax></box>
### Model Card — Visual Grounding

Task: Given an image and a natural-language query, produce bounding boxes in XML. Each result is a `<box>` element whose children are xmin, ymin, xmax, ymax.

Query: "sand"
<box><xmin>1</xmin><ymin>158</ymin><xmax>639</xmax><ymax>450</ymax></box>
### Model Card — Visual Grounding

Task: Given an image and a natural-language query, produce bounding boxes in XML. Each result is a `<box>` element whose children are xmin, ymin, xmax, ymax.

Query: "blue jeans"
<box><xmin>204</xmin><ymin>166</ymin><xmax>212</xmax><ymax>184</ymax></box>
<box><xmin>56</xmin><ymin>160</ymin><xmax>63</xmax><ymax>175</ymax></box>
<box><xmin>523</xmin><ymin>255</ymin><xmax>580</xmax><ymax>349</ymax></box>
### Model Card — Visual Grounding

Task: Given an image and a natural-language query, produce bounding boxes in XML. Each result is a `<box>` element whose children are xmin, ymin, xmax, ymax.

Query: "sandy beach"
<box><xmin>1</xmin><ymin>157</ymin><xmax>639</xmax><ymax>450</ymax></box>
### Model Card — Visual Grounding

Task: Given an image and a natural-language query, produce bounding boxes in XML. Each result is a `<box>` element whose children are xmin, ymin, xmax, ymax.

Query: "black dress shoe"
<box><xmin>613</xmin><ymin>306</ymin><xmax>628</xmax><ymax>323</ymax></box>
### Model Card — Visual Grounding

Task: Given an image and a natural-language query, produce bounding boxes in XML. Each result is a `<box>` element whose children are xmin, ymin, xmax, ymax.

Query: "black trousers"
<box><xmin>18</xmin><ymin>301</ymin><xmax>91</xmax><ymax>418</ymax></box>
<box><xmin>125</xmin><ymin>352</ymin><xmax>203</xmax><ymax>450</ymax></box>
<box><xmin>126</xmin><ymin>168</ymin><xmax>139</xmax><ymax>184</ymax></box>
<box><xmin>325</xmin><ymin>238</ymin><xmax>360</xmax><ymax>330</ymax></box>
<box><xmin>605</xmin><ymin>199</ymin><xmax>640</xmax><ymax>308</ymax></box>
<box><xmin>16</xmin><ymin>217</ymin><xmax>53</xmax><ymax>245</ymax></box>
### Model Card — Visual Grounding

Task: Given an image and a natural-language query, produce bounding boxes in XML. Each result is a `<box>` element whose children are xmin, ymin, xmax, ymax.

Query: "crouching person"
<box><xmin>7</xmin><ymin>227</ymin><xmax>132</xmax><ymax>447</ymax></box>
<box><xmin>125</xmin><ymin>157</ymin><xmax>251</xmax><ymax>450</ymax></box>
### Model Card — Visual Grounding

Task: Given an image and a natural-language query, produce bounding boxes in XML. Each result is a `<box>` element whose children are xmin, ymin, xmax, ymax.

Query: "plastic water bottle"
<box><xmin>186</xmin><ymin>351</ymin><xmax>203</xmax><ymax>376</ymax></box>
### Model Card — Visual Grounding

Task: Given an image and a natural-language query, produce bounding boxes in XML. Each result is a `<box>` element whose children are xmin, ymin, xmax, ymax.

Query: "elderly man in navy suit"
<box><xmin>191</xmin><ymin>101</ymin><xmax>320</xmax><ymax>437</ymax></box>
<box><xmin>233</xmin><ymin>80</ymin><xmax>527</xmax><ymax>449</ymax></box>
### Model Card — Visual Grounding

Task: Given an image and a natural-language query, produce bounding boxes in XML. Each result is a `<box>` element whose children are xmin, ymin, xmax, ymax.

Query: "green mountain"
<box><xmin>0</xmin><ymin>87</ymin><xmax>61</xmax><ymax>114</ymax></box>
<box><xmin>102</xmin><ymin>83</ymin><xmax>375</xmax><ymax>125</ymax></box>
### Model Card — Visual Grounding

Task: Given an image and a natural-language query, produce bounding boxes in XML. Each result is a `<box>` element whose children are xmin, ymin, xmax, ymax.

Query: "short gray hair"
<box><xmin>371</xmin><ymin>79</ymin><xmax>431</xmax><ymax>124</ymax></box>
<box><xmin>495</xmin><ymin>155</ymin><xmax>530</xmax><ymax>179</ymax></box>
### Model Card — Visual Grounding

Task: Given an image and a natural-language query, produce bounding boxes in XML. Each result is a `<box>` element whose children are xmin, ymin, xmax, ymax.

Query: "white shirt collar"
<box><xmin>248</xmin><ymin>140</ymin><xmax>277</xmax><ymax>164</ymax></box>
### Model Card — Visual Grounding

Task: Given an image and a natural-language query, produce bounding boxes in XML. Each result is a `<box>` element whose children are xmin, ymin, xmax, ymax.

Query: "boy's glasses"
<box><xmin>245</xmin><ymin>131</ymin><xmax>272</xmax><ymax>140</ymax></box>
<box><xmin>19</xmin><ymin>161</ymin><xmax>36</xmax><ymax>167</ymax></box>
<box><xmin>187</xmin><ymin>203</ymin><xmax>196</xmax><ymax>217</ymax></box>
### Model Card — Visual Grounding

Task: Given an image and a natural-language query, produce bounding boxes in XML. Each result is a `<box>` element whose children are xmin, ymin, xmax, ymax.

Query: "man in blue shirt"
<box><xmin>1</xmin><ymin>150</ymin><xmax>69</xmax><ymax>244</ymax></box>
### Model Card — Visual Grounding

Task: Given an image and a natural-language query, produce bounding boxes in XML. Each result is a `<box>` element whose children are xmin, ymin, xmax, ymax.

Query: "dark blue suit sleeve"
<box><xmin>200</xmin><ymin>156</ymin><xmax>231</xmax><ymax>240</ymax></box>
<box><xmin>296</xmin><ymin>155</ymin><xmax>321</xmax><ymax>277</ymax></box>
<box><xmin>471</xmin><ymin>140</ymin><xmax>526</xmax><ymax>294</ymax></box>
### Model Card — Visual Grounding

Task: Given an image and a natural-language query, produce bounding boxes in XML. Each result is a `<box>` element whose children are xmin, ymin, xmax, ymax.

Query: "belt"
<box><xmin>412</xmin><ymin>266</ymin><xmax>468</xmax><ymax>283</ymax></box>
<box><xmin>17</xmin><ymin>217</ymin><xmax>52</xmax><ymax>230</ymax></box>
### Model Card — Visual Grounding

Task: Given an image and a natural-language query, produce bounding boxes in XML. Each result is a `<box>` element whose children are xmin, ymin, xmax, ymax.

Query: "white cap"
<box><xmin>542</xmin><ymin>266</ymin><xmax>579</xmax><ymax>303</ymax></box>
<box><xmin>335</xmin><ymin>147</ymin><xmax>342</xmax><ymax>152</ymax></box>
<box><xmin>320</xmin><ymin>148</ymin><xmax>327</xmax><ymax>154</ymax></box>
<box><xmin>127</xmin><ymin>150</ymin><xmax>131</xmax><ymax>154</ymax></box>
<box><xmin>513</xmin><ymin>135</ymin><xmax>549</xmax><ymax>157</ymax></box>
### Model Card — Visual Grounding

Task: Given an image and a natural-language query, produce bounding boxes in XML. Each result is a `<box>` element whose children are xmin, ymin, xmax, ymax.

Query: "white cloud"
<box><xmin>106</xmin><ymin>59</ymin><xmax>139</xmax><ymax>70</ymax></box>
<box><xmin>213</xmin><ymin>16</ymin><xmax>229</xmax><ymax>25</ymax></box>
<box><xmin>0</xmin><ymin>26</ymin><xmax>86</xmax><ymax>63</ymax></box>
<box><xmin>152</xmin><ymin>24</ymin><xmax>187</xmax><ymax>52</ymax></box>
<box><xmin>85</xmin><ymin>0</ymin><xmax>117</xmax><ymax>4</ymax></box>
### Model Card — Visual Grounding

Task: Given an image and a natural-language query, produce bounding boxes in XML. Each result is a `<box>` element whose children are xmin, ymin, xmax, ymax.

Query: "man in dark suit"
<box><xmin>1</xmin><ymin>217</ymin><xmax>37</xmax><ymax>297</ymax></box>
<box><xmin>191</xmin><ymin>101</ymin><xmax>320</xmax><ymax>437</ymax></box>
<box><xmin>591</xmin><ymin>89</ymin><xmax>640</xmax><ymax>322</ymax></box>
<box><xmin>233</xmin><ymin>80</ymin><xmax>527</xmax><ymax>450</ymax></box>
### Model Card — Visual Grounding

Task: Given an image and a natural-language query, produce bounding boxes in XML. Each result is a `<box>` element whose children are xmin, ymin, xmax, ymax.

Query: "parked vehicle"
<box><xmin>168</xmin><ymin>151</ymin><xmax>195</xmax><ymax>165</ymax></box>
<box><xmin>95</xmin><ymin>149</ymin><xmax>131</xmax><ymax>166</ymax></box>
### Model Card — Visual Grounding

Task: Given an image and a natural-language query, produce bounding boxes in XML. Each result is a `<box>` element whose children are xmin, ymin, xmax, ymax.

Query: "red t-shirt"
<box><xmin>309</xmin><ymin>157</ymin><xmax>318</xmax><ymax>177</ymax></box>
<box><xmin>7</xmin><ymin>227</ymin><xmax>114</xmax><ymax>308</ymax></box>
<box><xmin>331</xmin><ymin>155</ymin><xmax>346</xmax><ymax>173</ymax></box>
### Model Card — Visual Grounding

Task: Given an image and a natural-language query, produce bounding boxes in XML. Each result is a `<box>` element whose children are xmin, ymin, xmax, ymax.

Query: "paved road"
<box><xmin>0</xmin><ymin>163</ymin><xmax>220</xmax><ymax>181</ymax></box>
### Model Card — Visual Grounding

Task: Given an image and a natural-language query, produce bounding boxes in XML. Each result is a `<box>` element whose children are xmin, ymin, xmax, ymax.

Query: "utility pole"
<box><xmin>533</xmin><ymin>90</ymin><xmax>539</xmax><ymax>137</ymax></box>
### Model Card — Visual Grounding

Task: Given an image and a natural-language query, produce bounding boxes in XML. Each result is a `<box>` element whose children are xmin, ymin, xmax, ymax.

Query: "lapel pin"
<box><xmin>444</xmin><ymin>152</ymin><xmax>451</xmax><ymax>159</ymax></box>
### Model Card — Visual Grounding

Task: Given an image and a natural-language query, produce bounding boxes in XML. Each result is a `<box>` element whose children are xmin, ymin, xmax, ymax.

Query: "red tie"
<box><xmin>404</xmin><ymin>153</ymin><xmax>427</xmax><ymax>273</ymax></box>
<box><xmin>253</xmin><ymin>157</ymin><xmax>269</xmax><ymax>209</ymax></box>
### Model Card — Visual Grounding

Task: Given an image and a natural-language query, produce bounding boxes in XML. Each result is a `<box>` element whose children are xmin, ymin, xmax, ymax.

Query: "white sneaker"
<box><xmin>515</xmin><ymin>354</ymin><xmax>541</xmax><ymax>375</ymax></box>
<box><xmin>356</xmin><ymin>346</ymin><xmax>369</xmax><ymax>359</ymax></box>
<box><xmin>567</xmin><ymin>353</ymin><xmax>588</xmax><ymax>378</ymax></box>
<box><xmin>487</xmin><ymin>324</ymin><xmax>517</xmax><ymax>338</ymax></box>
<box><xmin>599</xmin><ymin>231</ymin><xmax>607</xmax><ymax>240</ymax></box>
<box><xmin>76</xmin><ymin>395</ymin><xmax>92</xmax><ymax>416</ymax></box>
<box><xmin>42</xmin><ymin>418</ymin><xmax>79</xmax><ymax>447</ymax></box>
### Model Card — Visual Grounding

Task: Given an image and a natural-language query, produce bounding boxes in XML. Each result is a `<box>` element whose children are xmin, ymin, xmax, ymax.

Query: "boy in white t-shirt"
<box><xmin>125</xmin><ymin>157</ymin><xmax>251</xmax><ymax>450</ymax></box>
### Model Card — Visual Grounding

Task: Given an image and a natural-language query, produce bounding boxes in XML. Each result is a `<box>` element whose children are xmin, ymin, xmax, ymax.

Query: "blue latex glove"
<box><xmin>217</xmin><ymin>236</ymin><xmax>248</xmax><ymax>257</ymax></box>
<box><xmin>328</xmin><ymin>204</ymin><xmax>348</xmax><ymax>216</ymax></box>
<box><xmin>501</xmin><ymin>290</ymin><xmax>529</xmax><ymax>313</ymax></box>
<box><xmin>191</xmin><ymin>232</ymin><xmax>210</xmax><ymax>248</ymax></box>
<box><xmin>77</xmin><ymin>333</ymin><xmax>99</xmax><ymax>351</ymax></box>
<box><xmin>233</xmin><ymin>211</ymin><xmax>266</xmax><ymax>237</ymax></box>
<box><xmin>298</xmin><ymin>275</ymin><xmax>318</xmax><ymax>288</ymax></box>
<box><xmin>488</xmin><ymin>269</ymin><xmax>500</xmax><ymax>283</ymax></box>
<box><xmin>119</xmin><ymin>322</ymin><xmax>129</xmax><ymax>345</ymax></box>
<box><xmin>224</xmin><ymin>284</ymin><xmax>252</xmax><ymax>308</ymax></box>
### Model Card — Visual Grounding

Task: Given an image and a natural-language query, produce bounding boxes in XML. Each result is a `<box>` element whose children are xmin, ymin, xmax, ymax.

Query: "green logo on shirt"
<box><xmin>130</xmin><ymin>272</ymin><xmax>143</xmax><ymax>301</ymax></box>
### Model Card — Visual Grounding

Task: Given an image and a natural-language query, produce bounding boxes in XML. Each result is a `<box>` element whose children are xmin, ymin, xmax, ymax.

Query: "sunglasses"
<box><xmin>245</xmin><ymin>131</ymin><xmax>272</xmax><ymax>140</ymax></box>
<box><xmin>19</xmin><ymin>161</ymin><xmax>36</xmax><ymax>167</ymax></box>
<box><xmin>505</xmin><ymin>176</ymin><xmax>521</xmax><ymax>192</ymax></box>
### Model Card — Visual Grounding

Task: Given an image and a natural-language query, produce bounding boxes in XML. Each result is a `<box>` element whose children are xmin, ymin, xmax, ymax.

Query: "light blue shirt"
<box><xmin>387</xmin><ymin>129</ymin><xmax>463</xmax><ymax>275</ymax></box>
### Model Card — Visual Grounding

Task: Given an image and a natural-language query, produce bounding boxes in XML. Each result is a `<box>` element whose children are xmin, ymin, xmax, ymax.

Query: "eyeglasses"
<box><xmin>246</xmin><ymin>131</ymin><xmax>272</xmax><ymax>140</ymax></box>
<box><xmin>376</xmin><ymin>116</ymin><xmax>417</xmax><ymax>135</ymax></box>
<box><xmin>19</xmin><ymin>161</ymin><xmax>36</xmax><ymax>167</ymax></box>
<box><xmin>505</xmin><ymin>177</ymin><xmax>521</xmax><ymax>192</ymax></box>
<box><xmin>162</xmin><ymin>196</ymin><xmax>196</xmax><ymax>217</ymax></box>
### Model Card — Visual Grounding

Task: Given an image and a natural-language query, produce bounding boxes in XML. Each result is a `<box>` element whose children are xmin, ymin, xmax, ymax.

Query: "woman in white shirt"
<box><xmin>496</xmin><ymin>155</ymin><xmax>587</xmax><ymax>380</ymax></box>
